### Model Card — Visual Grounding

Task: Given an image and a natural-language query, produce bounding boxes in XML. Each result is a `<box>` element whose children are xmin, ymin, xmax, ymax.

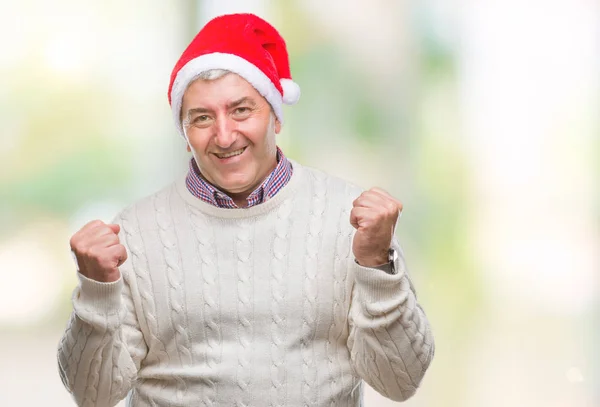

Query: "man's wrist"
<box><xmin>355</xmin><ymin>252</ymin><xmax>390</xmax><ymax>267</ymax></box>
<box><xmin>355</xmin><ymin>248</ymin><xmax>397</xmax><ymax>274</ymax></box>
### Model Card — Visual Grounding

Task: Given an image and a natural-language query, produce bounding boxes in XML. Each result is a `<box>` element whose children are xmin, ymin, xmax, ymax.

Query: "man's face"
<box><xmin>181</xmin><ymin>73</ymin><xmax>281</xmax><ymax>197</ymax></box>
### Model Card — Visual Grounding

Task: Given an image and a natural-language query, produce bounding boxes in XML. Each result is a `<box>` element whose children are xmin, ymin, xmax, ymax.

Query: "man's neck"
<box><xmin>203</xmin><ymin>157</ymin><xmax>277</xmax><ymax>208</ymax></box>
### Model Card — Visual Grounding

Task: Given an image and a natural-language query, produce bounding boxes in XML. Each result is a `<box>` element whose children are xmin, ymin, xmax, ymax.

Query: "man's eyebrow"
<box><xmin>186</xmin><ymin>107</ymin><xmax>212</xmax><ymax>117</ymax></box>
<box><xmin>227</xmin><ymin>97</ymin><xmax>257</xmax><ymax>109</ymax></box>
<box><xmin>187</xmin><ymin>96</ymin><xmax>256</xmax><ymax>117</ymax></box>
<box><xmin>185</xmin><ymin>97</ymin><xmax>256</xmax><ymax>117</ymax></box>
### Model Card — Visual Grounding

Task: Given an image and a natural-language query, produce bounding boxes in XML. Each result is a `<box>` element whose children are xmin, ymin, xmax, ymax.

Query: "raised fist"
<box><xmin>350</xmin><ymin>187</ymin><xmax>403</xmax><ymax>267</ymax></box>
<box><xmin>69</xmin><ymin>220</ymin><xmax>127</xmax><ymax>283</ymax></box>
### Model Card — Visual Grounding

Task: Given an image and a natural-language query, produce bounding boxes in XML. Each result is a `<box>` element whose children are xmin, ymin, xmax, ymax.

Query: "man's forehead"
<box><xmin>183</xmin><ymin>74</ymin><xmax>266</xmax><ymax>110</ymax></box>
<box><xmin>188</xmin><ymin>72</ymin><xmax>250</xmax><ymax>91</ymax></box>
<box><xmin>185</xmin><ymin>95</ymin><xmax>259</xmax><ymax>111</ymax></box>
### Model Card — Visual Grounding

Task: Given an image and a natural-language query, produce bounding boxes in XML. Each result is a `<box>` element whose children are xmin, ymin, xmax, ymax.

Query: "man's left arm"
<box><xmin>346</xmin><ymin>188</ymin><xmax>435</xmax><ymax>402</ymax></box>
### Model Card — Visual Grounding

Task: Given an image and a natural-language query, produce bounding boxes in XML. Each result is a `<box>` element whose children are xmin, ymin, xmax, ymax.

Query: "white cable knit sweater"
<box><xmin>58</xmin><ymin>162</ymin><xmax>434</xmax><ymax>406</ymax></box>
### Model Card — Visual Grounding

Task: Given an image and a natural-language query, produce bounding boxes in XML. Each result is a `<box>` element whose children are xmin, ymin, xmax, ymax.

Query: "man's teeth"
<box><xmin>216</xmin><ymin>148</ymin><xmax>245</xmax><ymax>159</ymax></box>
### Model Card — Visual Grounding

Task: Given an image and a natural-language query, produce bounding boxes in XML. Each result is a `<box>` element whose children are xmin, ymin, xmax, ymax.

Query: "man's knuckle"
<box><xmin>84</xmin><ymin>247</ymin><xmax>94</xmax><ymax>259</ymax></box>
<box><xmin>87</xmin><ymin>246</ymin><xmax>102</xmax><ymax>260</ymax></box>
<box><xmin>86</xmin><ymin>220</ymin><xmax>102</xmax><ymax>229</ymax></box>
<box><xmin>69</xmin><ymin>235</ymin><xmax>79</xmax><ymax>250</ymax></box>
<box><xmin>97</xmin><ymin>225</ymin><xmax>111</xmax><ymax>235</ymax></box>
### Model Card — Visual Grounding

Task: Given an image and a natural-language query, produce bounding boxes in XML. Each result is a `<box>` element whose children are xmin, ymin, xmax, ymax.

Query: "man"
<box><xmin>58</xmin><ymin>13</ymin><xmax>434</xmax><ymax>406</ymax></box>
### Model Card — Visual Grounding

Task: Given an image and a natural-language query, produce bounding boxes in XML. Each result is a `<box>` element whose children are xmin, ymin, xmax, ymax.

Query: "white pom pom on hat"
<box><xmin>168</xmin><ymin>13</ymin><xmax>301</xmax><ymax>137</ymax></box>
<box><xmin>280</xmin><ymin>78</ymin><xmax>301</xmax><ymax>105</ymax></box>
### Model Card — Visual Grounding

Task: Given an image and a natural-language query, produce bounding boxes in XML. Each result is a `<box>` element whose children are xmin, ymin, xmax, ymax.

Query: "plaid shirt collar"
<box><xmin>185</xmin><ymin>146</ymin><xmax>293</xmax><ymax>209</ymax></box>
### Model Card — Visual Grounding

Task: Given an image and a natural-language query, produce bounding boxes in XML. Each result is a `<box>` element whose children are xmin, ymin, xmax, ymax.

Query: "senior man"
<box><xmin>58</xmin><ymin>13</ymin><xmax>434</xmax><ymax>406</ymax></box>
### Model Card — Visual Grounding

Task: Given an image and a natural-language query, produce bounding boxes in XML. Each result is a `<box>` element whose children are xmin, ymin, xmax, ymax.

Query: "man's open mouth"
<box><xmin>214</xmin><ymin>147</ymin><xmax>247</xmax><ymax>159</ymax></box>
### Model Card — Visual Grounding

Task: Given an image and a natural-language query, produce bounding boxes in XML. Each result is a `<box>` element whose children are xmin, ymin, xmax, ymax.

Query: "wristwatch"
<box><xmin>388</xmin><ymin>248</ymin><xmax>398</xmax><ymax>274</ymax></box>
<box><xmin>354</xmin><ymin>248</ymin><xmax>398</xmax><ymax>274</ymax></box>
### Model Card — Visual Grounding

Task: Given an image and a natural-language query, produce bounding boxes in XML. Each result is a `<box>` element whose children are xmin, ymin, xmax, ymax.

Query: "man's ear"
<box><xmin>186</xmin><ymin>144</ymin><xmax>191</xmax><ymax>152</ymax></box>
<box><xmin>274</xmin><ymin>119</ymin><xmax>282</xmax><ymax>134</ymax></box>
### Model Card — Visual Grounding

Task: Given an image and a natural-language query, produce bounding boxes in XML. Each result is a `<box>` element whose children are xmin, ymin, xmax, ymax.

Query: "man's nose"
<box><xmin>214</xmin><ymin>116</ymin><xmax>237</xmax><ymax>149</ymax></box>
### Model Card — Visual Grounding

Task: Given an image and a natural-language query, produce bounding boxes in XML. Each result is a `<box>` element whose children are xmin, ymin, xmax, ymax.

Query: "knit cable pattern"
<box><xmin>154</xmin><ymin>192</ymin><xmax>191</xmax><ymax>399</ymax></box>
<box><xmin>121</xmin><ymin>207</ymin><xmax>171</xmax><ymax>386</ymax></box>
<box><xmin>325</xmin><ymin>184</ymin><xmax>353</xmax><ymax>406</ymax></box>
<box><xmin>349</xmin><ymin>236</ymin><xmax>435</xmax><ymax>400</ymax></box>
<box><xmin>364</xmin><ymin>275</ymin><xmax>429</xmax><ymax>396</ymax></box>
<box><xmin>235</xmin><ymin>218</ymin><xmax>254</xmax><ymax>407</ymax></box>
<box><xmin>57</xmin><ymin>166</ymin><xmax>435</xmax><ymax>406</ymax></box>
<box><xmin>108</xmin><ymin>286</ymin><xmax>141</xmax><ymax>406</ymax></box>
<box><xmin>82</xmin><ymin>332</ymin><xmax>112</xmax><ymax>406</ymax></box>
<box><xmin>301</xmin><ymin>172</ymin><xmax>326</xmax><ymax>406</ymax></box>
<box><xmin>108</xmin><ymin>328</ymin><xmax>126</xmax><ymax>406</ymax></box>
<box><xmin>189</xmin><ymin>209</ymin><xmax>221</xmax><ymax>406</ymax></box>
<box><xmin>269</xmin><ymin>199</ymin><xmax>293</xmax><ymax>407</ymax></box>
<box><xmin>58</xmin><ymin>313</ymin><xmax>91</xmax><ymax>394</ymax></box>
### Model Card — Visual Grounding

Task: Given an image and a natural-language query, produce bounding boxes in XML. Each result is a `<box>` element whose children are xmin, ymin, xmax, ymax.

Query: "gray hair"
<box><xmin>192</xmin><ymin>69</ymin><xmax>231</xmax><ymax>82</ymax></box>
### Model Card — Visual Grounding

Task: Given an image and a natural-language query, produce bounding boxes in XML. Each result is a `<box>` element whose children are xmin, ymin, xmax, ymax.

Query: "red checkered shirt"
<box><xmin>185</xmin><ymin>146</ymin><xmax>293</xmax><ymax>208</ymax></box>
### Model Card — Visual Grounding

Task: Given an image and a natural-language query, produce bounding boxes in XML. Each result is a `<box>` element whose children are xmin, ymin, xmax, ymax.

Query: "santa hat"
<box><xmin>168</xmin><ymin>13</ymin><xmax>301</xmax><ymax>137</ymax></box>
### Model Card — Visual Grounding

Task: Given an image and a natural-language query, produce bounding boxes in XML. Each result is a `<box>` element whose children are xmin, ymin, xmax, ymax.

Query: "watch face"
<box><xmin>388</xmin><ymin>248</ymin><xmax>398</xmax><ymax>274</ymax></box>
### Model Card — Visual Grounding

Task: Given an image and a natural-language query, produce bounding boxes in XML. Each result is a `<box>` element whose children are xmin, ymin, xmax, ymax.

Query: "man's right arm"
<box><xmin>58</xmin><ymin>218</ymin><xmax>148</xmax><ymax>406</ymax></box>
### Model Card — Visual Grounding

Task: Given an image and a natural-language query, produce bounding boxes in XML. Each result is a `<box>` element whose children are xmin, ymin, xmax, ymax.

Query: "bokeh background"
<box><xmin>1</xmin><ymin>0</ymin><xmax>598</xmax><ymax>406</ymax></box>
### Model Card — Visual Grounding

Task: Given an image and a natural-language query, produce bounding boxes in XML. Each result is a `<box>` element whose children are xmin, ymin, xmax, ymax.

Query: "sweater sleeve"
<box><xmin>346</xmin><ymin>239</ymin><xmax>435</xmax><ymax>402</ymax></box>
<box><xmin>57</xmin><ymin>220</ymin><xmax>148</xmax><ymax>407</ymax></box>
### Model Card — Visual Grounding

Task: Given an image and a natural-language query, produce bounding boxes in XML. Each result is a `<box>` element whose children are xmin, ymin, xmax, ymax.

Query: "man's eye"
<box><xmin>234</xmin><ymin>107</ymin><xmax>250</xmax><ymax>114</ymax></box>
<box><xmin>194</xmin><ymin>115</ymin><xmax>210</xmax><ymax>122</ymax></box>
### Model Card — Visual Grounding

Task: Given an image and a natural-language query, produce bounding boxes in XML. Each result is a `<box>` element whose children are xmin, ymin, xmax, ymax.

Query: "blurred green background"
<box><xmin>0</xmin><ymin>0</ymin><xmax>598</xmax><ymax>406</ymax></box>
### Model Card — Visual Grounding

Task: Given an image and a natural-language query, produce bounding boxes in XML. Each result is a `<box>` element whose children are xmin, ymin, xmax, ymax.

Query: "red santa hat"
<box><xmin>168</xmin><ymin>13</ymin><xmax>301</xmax><ymax>137</ymax></box>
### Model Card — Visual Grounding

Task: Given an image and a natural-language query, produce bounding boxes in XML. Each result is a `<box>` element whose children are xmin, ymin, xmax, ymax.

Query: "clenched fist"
<box><xmin>350</xmin><ymin>187</ymin><xmax>403</xmax><ymax>267</ymax></box>
<box><xmin>69</xmin><ymin>220</ymin><xmax>127</xmax><ymax>283</ymax></box>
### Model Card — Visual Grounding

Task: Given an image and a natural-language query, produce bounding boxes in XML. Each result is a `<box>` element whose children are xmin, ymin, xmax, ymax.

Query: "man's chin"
<box><xmin>214</xmin><ymin>179</ymin><xmax>253</xmax><ymax>195</ymax></box>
